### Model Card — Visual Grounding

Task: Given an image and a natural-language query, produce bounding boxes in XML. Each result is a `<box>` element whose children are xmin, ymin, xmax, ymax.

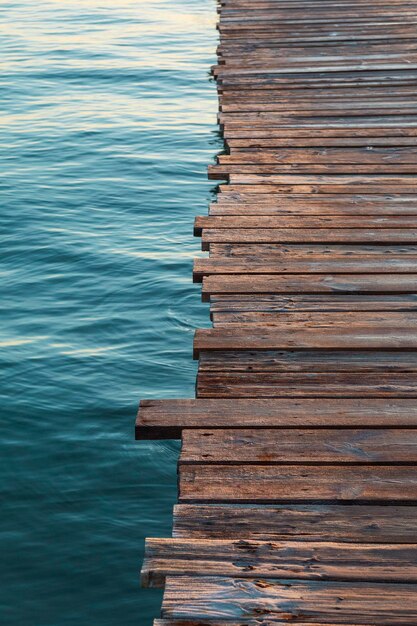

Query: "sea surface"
<box><xmin>1</xmin><ymin>1</ymin><xmax>218</xmax><ymax>623</ymax></box>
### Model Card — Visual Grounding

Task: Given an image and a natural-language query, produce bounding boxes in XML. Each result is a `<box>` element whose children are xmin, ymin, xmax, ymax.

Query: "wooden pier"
<box><xmin>136</xmin><ymin>0</ymin><xmax>417</xmax><ymax>622</ymax></box>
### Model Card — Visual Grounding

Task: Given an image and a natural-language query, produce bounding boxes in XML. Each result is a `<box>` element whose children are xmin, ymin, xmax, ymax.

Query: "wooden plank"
<box><xmin>173</xmin><ymin>504</ymin><xmax>417</xmax><ymax>542</ymax></box>
<box><xmin>193</xmin><ymin>325</ymin><xmax>417</xmax><ymax>357</ymax></box>
<box><xmin>207</xmin><ymin>244</ymin><xmax>417</xmax><ymax>257</ymax></box>
<box><xmin>196</xmin><ymin>216</ymin><xmax>417</xmax><ymax>234</ymax></box>
<box><xmin>155</xmin><ymin>621</ymin><xmax>377</xmax><ymax>626</ymax></box>
<box><xmin>227</xmin><ymin>175</ymin><xmax>417</xmax><ymax>186</ymax></box>
<box><xmin>196</xmin><ymin>375</ymin><xmax>417</xmax><ymax>399</ymax></box>
<box><xmin>136</xmin><ymin>398</ymin><xmax>417</xmax><ymax>439</ymax></box>
<box><xmin>210</xmin><ymin>164</ymin><xmax>417</xmax><ymax>176</ymax></box>
<box><xmin>198</xmin><ymin>349</ymin><xmax>417</xmax><ymax>372</ymax></box>
<box><xmin>142</xmin><ymin>537</ymin><xmax>417</xmax><ymax>587</ymax></box>
<box><xmin>209</xmin><ymin>205</ymin><xmax>417</xmax><ymax>217</ymax></box>
<box><xmin>162</xmin><ymin>576</ymin><xmax>417</xmax><ymax>622</ymax></box>
<box><xmin>201</xmin><ymin>274</ymin><xmax>417</xmax><ymax>301</ymax></box>
<box><xmin>202</xmin><ymin>230</ymin><xmax>417</xmax><ymax>250</ymax></box>
<box><xmin>207</xmin><ymin>311</ymin><xmax>417</xmax><ymax>327</ymax></box>
<box><xmin>212</xmin><ymin>311</ymin><xmax>417</xmax><ymax>327</ymax></box>
<box><xmin>180</xmin><ymin>428</ymin><xmax>417</xmax><ymax>464</ymax></box>
<box><xmin>219</xmin><ymin>148</ymin><xmax>417</xmax><ymax>163</ymax></box>
<box><xmin>209</xmin><ymin>293</ymin><xmax>417</xmax><ymax>312</ymax></box>
<box><xmin>219</xmin><ymin>86</ymin><xmax>417</xmax><ymax>100</ymax></box>
<box><xmin>194</xmin><ymin>258</ymin><xmax>417</xmax><ymax>281</ymax></box>
<box><xmin>154</xmin><ymin>618</ymin><xmax>371</xmax><ymax>626</ymax></box>
<box><xmin>179</xmin><ymin>464</ymin><xmax>417</xmax><ymax>503</ymax></box>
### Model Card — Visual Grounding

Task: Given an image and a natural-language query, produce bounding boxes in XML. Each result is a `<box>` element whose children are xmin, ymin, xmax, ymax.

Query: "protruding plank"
<box><xmin>173</xmin><ymin>504</ymin><xmax>417</xmax><ymax>543</ymax></box>
<box><xmin>136</xmin><ymin>398</ymin><xmax>417</xmax><ymax>439</ymax></box>
<box><xmin>180</xmin><ymin>428</ymin><xmax>417</xmax><ymax>464</ymax></box>
<box><xmin>142</xmin><ymin>538</ymin><xmax>417</xmax><ymax>587</ymax></box>
<box><xmin>162</xmin><ymin>576</ymin><xmax>417</xmax><ymax>622</ymax></box>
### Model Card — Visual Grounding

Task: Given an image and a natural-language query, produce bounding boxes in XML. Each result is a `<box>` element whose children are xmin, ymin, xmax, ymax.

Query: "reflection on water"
<box><xmin>0</xmin><ymin>1</ymin><xmax>218</xmax><ymax>623</ymax></box>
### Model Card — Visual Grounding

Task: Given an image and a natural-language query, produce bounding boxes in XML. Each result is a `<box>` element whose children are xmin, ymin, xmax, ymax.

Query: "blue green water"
<box><xmin>1</xmin><ymin>1</ymin><xmax>218</xmax><ymax>623</ymax></box>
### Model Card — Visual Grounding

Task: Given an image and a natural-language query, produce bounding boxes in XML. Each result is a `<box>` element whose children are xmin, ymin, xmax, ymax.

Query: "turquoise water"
<box><xmin>1</xmin><ymin>1</ymin><xmax>218</xmax><ymax>623</ymax></box>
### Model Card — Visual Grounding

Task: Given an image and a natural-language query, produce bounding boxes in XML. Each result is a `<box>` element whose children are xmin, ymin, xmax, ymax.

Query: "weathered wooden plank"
<box><xmin>162</xmin><ymin>576</ymin><xmax>417</xmax><ymax>622</ymax></box>
<box><xmin>219</xmin><ymin>85</ymin><xmax>417</xmax><ymax>101</ymax></box>
<box><xmin>207</xmin><ymin>311</ymin><xmax>417</xmax><ymax>327</ymax></box>
<box><xmin>211</xmin><ymin>165</ymin><xmax>417</xmax><ymax>177</ymax></box>
<box><xmin>211</xmin><ymin>311</ymin><xmax>417</xmax><ymax>328</ymax></box>
<box><xmin>194</xmin><ymin>258</ymin><xmax>417</xmax><ymax>281</ymax></box>
<box><xmin>227</xmin><ymin>175</ymin><xmax>417</xmax><ymax>187</ymax></box>
<box><xmin>209</xmin><ymin>205</ymin><xmax>417</xmax><ymax>216</ymax></box>
<box><xmin>209</xmin><ymin>293</ymin><xmax>417</xmax><ymax>312</ymax></box>
<box><xmin>154</xmin><ymin>621</ymin><xmax>370</xmax><ymax>626</ymax></box>
<box><xmin>180</xmin><ymin>428</ymin><xmax>417</xmax><ymax>464</ymax></box>
<box><xmin>173</xmin><ymin>504</ymin><xmax>417</xmax><ymax>542</ymax></box>
<box><xmin>193</xmin><ymin>325</ymin><xmax>417</xmax><ymax>356</ymax></box>
<box><xmin>208</xmin><ymin>243</ymin><xmax>417</xmax><ymax>256</ymax></box>
<box><xmin>142</xmin><ymin>537</ymin><xmax>417</xmax><ymax>587</ymax></box>
<box><xmin>196</xmin><ymin>216</ymin><xmax>417</xmax><ymax>234</ymax></box>
<box><xmin>219</xmin><ymin>148</ymin><xmax>417</xmax><ymax>163</ymax></box>
<box><xmin>208</xmin><ymin>241</ymin><xmax>417</xmax><ymax>254</ymax></box>
<box><xmin>179</xmin><ymin>465</ymin><xmax>417</xmax><ymax>503</ymax></box>
<box><xmin>196</xmin><ymin>372</ymin><xmax>417</xmax><ymax>398</ymax></box>
<box><xmin>198</xmin><ymin>349</ymin><xmax>417</xmax><ymax>372</ymax></box>
<box><xmin>201</xmin><ymin>274</ymin><xmax>417</xmax><ymax>301</ymax></box>
<box><xmin>202</xmin><ymin>230</ymin><xmax>417</xmax><ymax>250</ymax></box>
<box><xmin>136</xmin><ymin>398</ymin><xmax>417</xmax><ymax>439</ymax></box>
<box><xmin>219</xmin><ymin>70</ymin><xmax>417</xmax><ymax>89</ymax></box>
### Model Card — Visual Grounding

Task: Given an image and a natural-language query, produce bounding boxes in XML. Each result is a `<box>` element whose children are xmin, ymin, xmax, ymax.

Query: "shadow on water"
<box><xmin>0</xmin><ymin>0</ymin><xmax>220</xmax><ymax>624</ymax></box>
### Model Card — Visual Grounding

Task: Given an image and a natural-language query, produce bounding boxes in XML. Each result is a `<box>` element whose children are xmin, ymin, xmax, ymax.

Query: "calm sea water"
<box><xmin>1</xmin><ymin>1</ymin><xmax>218</xmax><ymax>623</ymax></box>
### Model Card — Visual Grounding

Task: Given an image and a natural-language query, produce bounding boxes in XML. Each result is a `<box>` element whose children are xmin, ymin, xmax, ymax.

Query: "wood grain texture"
<box><xmin>179</xmin><ymin>464</ymin><xmax>417</xmax><ymax>503</ymax></box>
<box><xmin>193</xmin><ymin>326</ymin><xmax>417</xmax><ymax>357</ymax></box>
<box><xmin>162</xmin><ymin>576</ymin><xmax>417</xmax><ymax>622</ymax></box>
<box><xmin>180</xmin><ymin>428</ymin><xmax>417</xmax><ymax>464</ymax></box>
<box><xmin>201</xmin><ymin>274</ymin><xmax>417</xmax><ymax>301</ymax></box>
<box><xmin>155</xmin><ymin>621</ymin><xmax>379</xmax><ymax>626</ymax></box>
<box><xmin>173</xmin><ymin>504</ymin><xmax>417</xmax><ymax>543</ymax></box>
<box><xmin>194</xmin><ymin>258</ymin><xmax>417</xmax><ymax>281</ymax></box>
<box><xmin>142</xmin><ymin>538</ymin><xmax>417</xmax><ymax>587</ymax></box>
<box><xmin>209</xmin><ymin>293</ymin><xmax>417</xmax><ymax>312</ymax></box>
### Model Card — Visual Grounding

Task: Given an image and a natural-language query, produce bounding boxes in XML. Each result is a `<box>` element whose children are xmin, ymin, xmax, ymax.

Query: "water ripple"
<box><xmin>0</xmin><ymin>1</ymin><xmax>218</xmax><ymax>624</ymax></box>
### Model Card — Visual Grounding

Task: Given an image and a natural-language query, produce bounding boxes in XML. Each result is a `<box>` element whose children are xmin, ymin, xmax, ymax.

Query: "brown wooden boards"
<box><xmin>137</xmin><ymin>0</ymin><xmax>417</xmax><ymax>622</ymax></box>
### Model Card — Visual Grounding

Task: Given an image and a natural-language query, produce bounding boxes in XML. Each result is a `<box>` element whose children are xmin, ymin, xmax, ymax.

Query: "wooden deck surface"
<box><xmin>136</xmin><ymin>0</ymin><xmax>417</xmax><ymax>622</ymax></box>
